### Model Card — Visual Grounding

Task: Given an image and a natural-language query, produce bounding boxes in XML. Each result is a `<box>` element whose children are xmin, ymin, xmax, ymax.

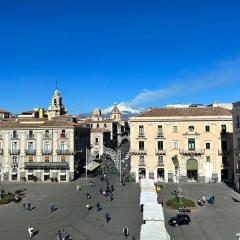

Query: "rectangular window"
<box><xmin>45</xmin><ymin>130</ymin><xmax>50</xmax><ymax>138</ymax></box>
<box><xmin>44</xmin><ymin>141</ymin><xmax>50</xmax><ymax>151</ymax></box>
<box><xmin>61</xmin><ymin>141</ymin><xmax>67</xmax><ymax>150</ymax></box>
<box><xmin>206</xmin><ymin>156</ymin><xmax>211</xmax><ymax>162</ymax></box>
<box><xmin>158</xmin><ymin>155</ymin><xmax>163</xmax><ymax>166</ymax></box>
<box><xmin>139</xmin><ymin>141</ymin><xmax>144</xmax><ymax>151</ymax></box>
<box><xmin>206</xmin><ymin>142</ymin><xmax>211</xmax><ymax>150</ymax></box>
<box><xmin>221</xmin><ymin>125</ymin><xmax>226</xmax><ymax>134</ymax></box>
<box><xmin>95</xmin><ymin>138</ymin><xmax>99</xmax><ymax>143</ymax></box>
<box><xmin>28</xmin><ymin>142</ymin><xmax>33</xmax><ymax>150</ymax></box>
<box><xmin>173</xmin><ymin>126</ymin><xmax>178</xmax><ymax>133</ymax></box>
<box><xmin>157</xmin><ymin>125</ymin><xmax>163</xmax><ymax>136</ymax></box>
<box><xmin>45</xmin><ymin>155</ymin><xmax>50</xmax><ymax>162</ymax></box>
<box><xmin>61</xmin><ymin>130</ymin><xmax>66</xmax><ymax>138</ymax></box>
<box><xmin>13</xmin><ymin>130</ymin><xmax>18</xmax><ymax>138</ymax></box>
<box><xmin>188</xmin><ymin>138</ymin><xmax>195</xmax><ymax>151</ymax></box>
<box><xmin>139</xmin><ymin>155</ymin><xmax>145</xmax><ymax>165</ymax></box>
<box><xmin>237</xmin><ymin>116</ymin><xmax>240</xmax><ymax>128</ymax></box>
<box><xmin>172</xmin><ymin>141</ymin><xmax>178</xmax><ymax>150</ymax></box>
<box><xmin>12</xmin><ymin>142</ymin><xmax>18</xmax><ymax>150</ymax></box>
<box><xmin>205</xmin><ymin>126</ymin><xmax>210</xmax><ymax>132</ymax></box>
<box><xmin>29</xmin><ymin>155</ymin><xmax>33</xmax><ymax>162</ymax></box>
<box><xmin>139</xmin><ymin>125</ymin><xmax>144</xmax><ymax>136</ymax></box>
<box><xmin>61</xmin><ymin>155</ymin><xmax>66</xmax><ymax>162</ymax></box>
<box><xmin>158</xmin><ymin>141</ymin><xmax>163</xmax><ymax>150</ymax></box>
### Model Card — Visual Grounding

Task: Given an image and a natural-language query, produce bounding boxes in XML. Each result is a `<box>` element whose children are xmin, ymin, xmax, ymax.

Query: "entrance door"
<box><xmin>139</xmin><ymin>168</ymin><xmax>146</xmax><ymax>179</ymax></box>
<box><xmin>187</xmin><ymin>159</ymin><xmax>198</xmax><ymax>182</ymax></box>
<box><xmin>157</xmin><ymin>168</ymin><xmax>164</xmax><ymax>181</ymax></box>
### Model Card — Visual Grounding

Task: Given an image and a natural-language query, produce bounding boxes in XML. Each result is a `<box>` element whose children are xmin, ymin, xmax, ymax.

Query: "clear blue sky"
<box><xmin>0</xmin><ymin>0</ymin><xmax>240</xmax><ymax>114</ymax></box>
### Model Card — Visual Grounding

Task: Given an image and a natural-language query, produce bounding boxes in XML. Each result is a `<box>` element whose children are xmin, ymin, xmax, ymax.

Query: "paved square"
<box><xmin>159</xmin><ymin>183</ymin><xmax>240</xmax><ymax>240</ymax></box>
<box><xmin>0</xmin><ymin>172</ymin><xmax>142</xmax><ymax>240</ymax></box>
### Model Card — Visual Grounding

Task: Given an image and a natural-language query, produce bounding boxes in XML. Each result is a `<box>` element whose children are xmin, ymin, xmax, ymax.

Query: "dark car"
<box><xmin>168</xmin><ymin>214</ymin><xmax>191</xmax><ymax>227</ymax></box>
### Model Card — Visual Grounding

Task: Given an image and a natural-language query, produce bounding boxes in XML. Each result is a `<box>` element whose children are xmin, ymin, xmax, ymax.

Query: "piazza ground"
<box><xmin>0</xmin><ymin>170</ymin><xmax>142</xmax><ymax>240</ymax></box>
<box><xmin>159</xmin><ymin>183</ymin><xmax>240</xmax><ymax>240</ymax></box>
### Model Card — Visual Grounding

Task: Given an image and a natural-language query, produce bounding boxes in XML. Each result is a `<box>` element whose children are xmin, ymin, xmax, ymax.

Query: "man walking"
<box><xmin>28</xmin><ymin>202</ymin><xmax>31</xmax><ymax>211</ymax></box>
<box><xmin>28</xmin><ymin>226</ymin><xmax>34</xmax><ymax>239</ymax></box>
<box><xmin>50</xmin><ymin>203</ymin><xmax>54</xmax><ymax>213</ymax></box>
<box><xmin>123</xmin><ymin>226</ymin><xmax>129</xmax><ymax>239</ymax></box>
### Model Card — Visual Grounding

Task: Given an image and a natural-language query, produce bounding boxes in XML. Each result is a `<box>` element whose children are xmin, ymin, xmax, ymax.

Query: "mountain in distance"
<box><xmin>79</xmin><ymin>103</ymin><xmax>145</xmax><ymax>118</ymax></box>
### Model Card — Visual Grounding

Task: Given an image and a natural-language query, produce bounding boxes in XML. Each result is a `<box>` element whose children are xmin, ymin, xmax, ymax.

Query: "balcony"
<box><xmin>155</xmin><ymin>149</ymin><xmax>166</xmax><ymax>155</ymax></box>
<box><xmin>11</xmin><ymin>134</ymin><xmax>19</xmax><ymax>140</ymax></box>
<box><xmin>42</xmin><ymin>149</ymin><xmax>53</xmax><ymax>155</ymax></box>
<box><xmin>43</xmin><ymin>133</ymin><xmax>52</xmax><ymax>139</ymax></box>
<box><xmin>9</xmin><ymin>149</ymin><xmax>20</xmax><ymax>155</ymax></box>
<box><xmin>137</xmin><ymin>134</ymin><xmax>146</xmax><ymax>139</ymax></box>
<box><xmin>60</xmin><ymin>133</ymin><xmax>67</xmax><ymax>139</ymax></box>
<box><xmin>56</xmin><ymin>149</ymin><xmax>74</xmax><ymax>155</ymax></box>
<box><xmin>24</xmin><ymin>162</ymin><xmax>69</xmax><ymax>170</ymax></box>
<box><xmin>155</xmin><ymin>132</ymin><xmax>164</xmax><ymax>139</ymax></box>
<box><xmin>0</xmin><ymin>148</ymin><xmax>3</xmax><ymax>155</ymax></box>
<box><xmin>27</xmin><ymin>134</ymin><xmax>35</xmax><ymax>140</ymax></box>
<box><xmin>130</xmin><ymin>149</ymin><xmax>147</xmax><ymax>155</ymax></box>
<box><xmin>179</xmin><ymin>149</ymin><xmax>205</xmax><ymax>156</ymax></box>
<box><xmin>25</xmin><ymin>149</ymin><xmax>36</xmax><ymax>155</ymax></box>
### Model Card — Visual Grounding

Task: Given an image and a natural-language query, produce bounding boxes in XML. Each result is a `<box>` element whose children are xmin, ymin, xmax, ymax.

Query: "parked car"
<box><xmin>168</xmin><ymin>214</ymin><xmax>191</xmax><ymax>227</ymax></box>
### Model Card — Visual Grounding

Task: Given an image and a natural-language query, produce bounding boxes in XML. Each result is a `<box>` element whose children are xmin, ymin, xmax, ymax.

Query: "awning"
<box><xmin>24</xmin><ymin>162</ymin><xmax>70</xmax><ymax>170</ymax></box>
<box><xmin>83</xmin><ymin>161</ymin><xmax>100</xmax><ymax>171</ymax></box>
<box><xmin>140</xmin><ymin>221</ymin><xmax>170</xmax><ymax>240</ymax></box>
<box><xmin>143</xmin><ymin>203</ymin><xmax>164</xmax><ymax>221</ymax></box>
<box><xmin>140</xmin><ymin>192</ymin><xmax>158</xmax><ymax>205</ymax></box>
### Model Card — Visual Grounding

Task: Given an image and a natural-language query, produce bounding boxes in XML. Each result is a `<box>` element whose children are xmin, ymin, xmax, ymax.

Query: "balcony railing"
<box><xmin>179</xmin><ymin>149</ymin><xmax>205</xmax><ymax>156</ymax></box>
<box><xmin>42</xmin><ymin>149</ymin><xmax>53</xmax><ymax>155</ymax></box>
<box><xmin>43</xmin><ymin>134</ymin><xmax>52</xmax><ymax>139</ymax></box>
<box><xmin>11</xmin><ymin>134</ymin><xmax>19</xmax><ymax>139</ymax></box>
<box><xmin>27</xmin><ymin>134</ymin><xmax>35</xmax><ymax>139</ymax></box>
<box><xmin>25</xmin><ymin>149</ymin><xmax>36</xmax><ymax>155</ymax></box>
<box><xmin>24</xmin><ymin>162</ymin><xmax>69</xmax><ymax>170</ymax></box>
<box><xmin>56</xmin><ymin>149</ymin><xmax>74</xmax><ymax>155</ymax></box>
<box><xmin>0</xmin><ymin>148</ymin><xmax>3</xmax><ymax>155</ymax></box>
<box><xmin>155</xmin><ymin>149</ymin><xmax>166</xmax><ymax>155</ymax></box>
<box><xmin>130</xmin><ymin>149</ymin><xmax>147</xmax><ymax>155</ymax></box>
<box><xmin>156</xmin><ymin>132</ymin><xmax>164</xmax><ymax>138</ymax></box>
<box><xmin>9</xmin><ymin>149</ymin><xmax>20</xmax><ymax>155</ymax></box>
<box><xmin>137</xmin><ymin>134</ymin><xmax>145</xmax><ymax>138</ymax></box>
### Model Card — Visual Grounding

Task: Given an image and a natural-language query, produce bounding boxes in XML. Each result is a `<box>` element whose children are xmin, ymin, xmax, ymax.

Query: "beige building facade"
<box><xmin>233</xmin><ymin>101</ymin><xmax>240</xmax><ymax>191</ymax></box>
<box><xmin>130</xmin><ymin>107</ymin><xmax>233</xmax><ymax>183</ymax></box>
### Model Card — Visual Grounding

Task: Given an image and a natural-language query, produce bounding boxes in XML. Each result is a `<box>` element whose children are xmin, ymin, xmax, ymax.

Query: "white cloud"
<box><xmin>126</xmin><ymin>58</ymin><xmax>240</xmax><ymax>107</ymax></box>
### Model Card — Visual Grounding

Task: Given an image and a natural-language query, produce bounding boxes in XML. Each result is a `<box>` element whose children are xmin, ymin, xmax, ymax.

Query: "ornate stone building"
<box><xmin>233</xmin><ymin>101</ymin><xmax>240</xmax><ymax>191</ymax></box>
<box><xmin>130</xmin><ymin>106</ymin><xmax>233</xmax><ymax>183</ymax></box>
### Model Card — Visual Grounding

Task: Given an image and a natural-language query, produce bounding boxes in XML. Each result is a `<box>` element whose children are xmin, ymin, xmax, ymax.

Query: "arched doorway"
<box><xmin>187</xmin><ymin>159</ymin><xmax>198</xmax><ymax>182</ymax></box>
<box><xmin>157</xmin><ymin>168</ymin><xmax>164</xmax><ymax>181</ymax></box>
<box><xmin>139</xmin><ymin>168</ymin><xmax>146</xmax><ymax>179</ymax></box>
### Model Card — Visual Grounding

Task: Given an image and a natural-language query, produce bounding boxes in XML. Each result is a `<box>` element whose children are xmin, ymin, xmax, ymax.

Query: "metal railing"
<box><xmin>179</xmin><ymin>149</ymin><xmax>205</xmax><ymax>155</ymax></box>
<box><xmin>9</xmin><ymin>149</ymin><xmax>20</xmax><ymax>155</ymax></box>
<box><xmin>27</xmin><ymin>134</ymin><xmax>35</xmax><ymax>139</ymax></box>
<box><xmin>25</xmin><ymin>149</ymin><xmax>36</xmax><ymax>155</ymax></box>
<box><xmin>56</xmin><ymin>149</ymin><xmax>73</xmax><ymax>155</ymax></box>
<box><xmin>42</xmin><ymin>149</ymin><xmax>53</xmax><ymax>155</ymax></box>
<box><xmin>155</xmin><ymin>149</ymin><xmax>166</xmax><ymax>155</ymax></box>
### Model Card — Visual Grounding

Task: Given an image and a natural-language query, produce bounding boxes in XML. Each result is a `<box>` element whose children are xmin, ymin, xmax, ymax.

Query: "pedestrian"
<box><xmin>105</xmin><ymin>213</ymin><xmax>110</xmax><ymax>223</ymax></box>
<box><xmin>109</xmin><ymin>192</ymin><xmax>113</xmax><ymax>201</ymax></box>
<box><xmin>23</xmin><ymin>201</ymin><xmax>26</xmax><ymax>210</ymax></box>
<box><xmin>28</xmin><ymin>202</ymin><xmax>31</xmax><ymax>211</ymax></box>
<box><xmin>76</xmin><ymin>184</ymin><xmax>80</xmax><ymax>192</ymax></box>
<box><xmin>87</xmin><ymin>193</ymin><xmax>91</xmax><ymax>199</ymax></box>
<box><xmin>28</xmin><ymin>226</ymin><xmax>34</xmax><ymax>239</ymax></box>
<box><xmin>96</xmin><ymin>202</ymin><xmax>101</xmax><ymax>211</ymax></box>
<box><xmin>86</xmin><ymin>202</ymin><xmax>92</xmax><ymax>210</ymax></box>
<box><xmin>50</xmin><ymin>203</ymin><xmax>54</xmax><ymax>213</ymax></box>
<box><xmin>123</xmin><ymin>226</ymin><xmax>129</xmax><ymax>239</ymax></box>
<box><xmin>111</xmin><ymin>184</ymin><xmax>114</xmax><ymax>192</ymax></box>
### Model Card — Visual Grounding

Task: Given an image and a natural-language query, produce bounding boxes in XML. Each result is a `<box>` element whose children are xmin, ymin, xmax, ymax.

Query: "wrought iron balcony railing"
<box><xmin>25</xmin><ymin>149</ymin><xmax>36</xmax><ymax>155</ymax></box>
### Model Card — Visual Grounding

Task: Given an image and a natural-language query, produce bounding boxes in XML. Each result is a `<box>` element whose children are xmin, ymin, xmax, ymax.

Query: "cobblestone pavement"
<box><xmin>0</xmin><ymin>170</ymin><xmax>142</xmax><ymax>240</ymax></box>
<box><xmin>158</xmin><ymin>183</ymin><xmax>240</xmax><ymax>240</ymax></box>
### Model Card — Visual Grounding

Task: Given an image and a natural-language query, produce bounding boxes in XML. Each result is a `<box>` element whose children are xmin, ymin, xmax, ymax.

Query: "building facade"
<box><xmin>130</xmin><ymin>107</ymin><xmax>233</xmax><ymax>183</ymax></box>
<box><xmin>233</xmin><ymin>101</ymin><xmax>240</xmax><ymax>191</ymax></box>
<box><xmin>0</xmin><ymin>119</ymin><xmax>90</xmax><ymax>182</ymax></box>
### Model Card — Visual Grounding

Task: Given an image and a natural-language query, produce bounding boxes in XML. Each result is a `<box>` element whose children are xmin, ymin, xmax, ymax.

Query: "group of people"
<box><xmin>198</xmin><ymin>194</ymin><xmax>215</xmax><ymax>206</ymax></box>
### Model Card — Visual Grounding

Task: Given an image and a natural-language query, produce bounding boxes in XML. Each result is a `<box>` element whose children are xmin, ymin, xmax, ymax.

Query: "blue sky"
<box><xmin>0</xmin><ymin>0</ymin><xmax>240</xmax><ymax>114</ymax></box>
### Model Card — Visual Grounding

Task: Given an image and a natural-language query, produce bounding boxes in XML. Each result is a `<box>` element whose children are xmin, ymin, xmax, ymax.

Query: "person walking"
<box><xmin>76</xmin><ymin>184</ymin><xmax>80</xmax><ymax>192</ymax></box>
<box><xmin>23</xmin><ymin>201</ymin><xmax>26</xmax><ymax>210</ymax></box>
<box><xmin>123</xmin><ymin>226</ymin><xmax>129</xmax><ymax>239</ymax></box>
<box><xmin>109</xmin><ymin>192</ymin><xmax>113</xmax><ymax>201</ymax></box>
<box><xmin>87</xmin><ymin>193</ymin><xmax>91</xmax><ymax>199</ymax></box>
<box><xmin>28</xmin><ymin>202</ymin><xmax>31</xmax><ymax>211</ymax></box>
<box><xmin>28</xmin><ymin>226</ymin><xmax>34</xmax><ymax>239</ymax></box>
<box><xmin>96</xmin><ymin>202</ymin><xmax>101</xmax><ymax>211</ymax></box>
<box><xmin>50</xmin><ymin>203</ymin><xmax>54</xmax><ymax>213</ymax></box>
<box><xmin>105</xmin><ymin>213</ymin><xmax>110</xmax><ymax>223</ymax></box>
